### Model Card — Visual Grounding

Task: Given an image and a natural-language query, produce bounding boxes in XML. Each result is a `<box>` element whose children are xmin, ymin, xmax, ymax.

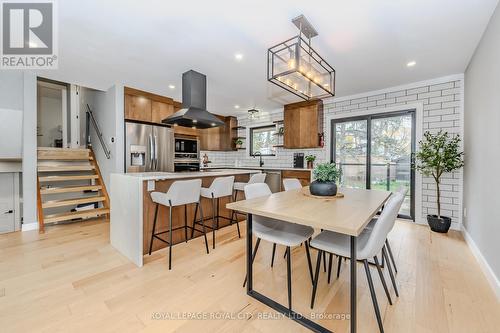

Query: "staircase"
<box><xmin>37</xmin><ymin>147</ymin><xmax>110</xmax><ymax>232</ymax></box>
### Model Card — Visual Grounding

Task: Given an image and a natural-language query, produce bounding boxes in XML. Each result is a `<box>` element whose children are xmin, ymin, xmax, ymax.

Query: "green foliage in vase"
<box><xmin>313</xmin><ymin>162</ymin><xmax>340</xmax><ymax>183</ymax></box>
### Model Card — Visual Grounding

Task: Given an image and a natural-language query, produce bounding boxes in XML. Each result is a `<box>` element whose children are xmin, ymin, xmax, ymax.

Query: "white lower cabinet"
<box><xmin>0</xmin><ymin>173</ymin><xmax>20</xmax><ymax>233</ymax></box>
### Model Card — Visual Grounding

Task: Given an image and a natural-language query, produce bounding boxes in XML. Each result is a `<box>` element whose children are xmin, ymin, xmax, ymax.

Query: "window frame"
<box><xmin>249</xmin><ymin>124</ymin><xmax>277</xmax><ymax>157</ymax></box>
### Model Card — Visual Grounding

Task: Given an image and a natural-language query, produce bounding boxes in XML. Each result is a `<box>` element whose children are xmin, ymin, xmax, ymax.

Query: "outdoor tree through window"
<box><xmin>250</xmin><ymin>125</ymin><xmax>277</xmax><ymax>156</ymax></box>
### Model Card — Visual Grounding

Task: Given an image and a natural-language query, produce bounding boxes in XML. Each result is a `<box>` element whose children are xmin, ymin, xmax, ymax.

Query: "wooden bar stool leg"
<box><xmin>149</xmin><ymin>204</ymin><xmax>159</xmax><ymax>255</ymax></box>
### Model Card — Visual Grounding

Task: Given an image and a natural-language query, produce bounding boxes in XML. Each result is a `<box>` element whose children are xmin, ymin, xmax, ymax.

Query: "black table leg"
<box><xmin>350</xmin><ymin>235</ymin><xmax>357</xmax><ymax>333</ymax></box>
<box><xmin>246</xmin><ymin>213</ymin><xmax>253</xmax><ymax>294</ymax></box>
<box><xmin>245</xmin><ymin>212</ymin><xmax>331</xmax><ymax>333</ymax></box>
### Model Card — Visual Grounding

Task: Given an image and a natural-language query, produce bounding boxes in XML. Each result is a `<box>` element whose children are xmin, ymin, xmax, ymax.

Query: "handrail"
<box><xmin>86</xmin><ymin>104</ymin><xmax>111</xmax><ymax>159</ymax></box>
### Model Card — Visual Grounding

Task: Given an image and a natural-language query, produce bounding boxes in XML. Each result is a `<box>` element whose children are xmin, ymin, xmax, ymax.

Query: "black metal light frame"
<box><xmin>267</xmin><ymin>34</ymin><xmax>336</xmax><ymax>100</ymax></box>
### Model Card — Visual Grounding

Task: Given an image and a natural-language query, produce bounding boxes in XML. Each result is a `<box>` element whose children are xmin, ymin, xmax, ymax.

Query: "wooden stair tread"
<box><xmin>37</xmin><ymin>147</ymin><xmax>90</xmax><ymax>152</ymax></box>
<box><xmin>40</xmin><ymin>185</ymin><xmax>102</xmax><ymax>195</ymax></box>
<box><xmin>39</xmin><ymin>175</ymin><xmax>99</xmax><ymax>182</ymax></box>
<box><xmin>37</xmin><ymin>147</ymin><xmax>90</xmax><ymax>161</ymax></box>
<box><xmin>42</xmin><ymin>196</ymin><xmax>105</xmax><ymax>209</ymax></box>
<box><xmin>38</xmin><ymin>165</ymin><xmax>95</xmax><ymax>172</ymax></box>
<box><xmin>44</xmin><ymin>208</ymin><xmax>109</xmax><ymax>224</ymax></box>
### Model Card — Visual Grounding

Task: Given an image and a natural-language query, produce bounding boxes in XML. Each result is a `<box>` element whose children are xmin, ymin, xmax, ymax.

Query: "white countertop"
<box><xmin>113</xmin><ymin>169</ymin><xmax>262</xmax><ymax>181</ymax></box>
<box><xmin>201</xmin><ymin>165</ymin><xmax>313</xmax><ymax>172</ymax></box>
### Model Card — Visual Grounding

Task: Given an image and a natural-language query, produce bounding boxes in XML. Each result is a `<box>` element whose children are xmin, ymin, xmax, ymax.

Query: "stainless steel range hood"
<box><xmin>162</xmin><ymin>70</ymin><xmax>224</xmax><ymax>129</ymax></box>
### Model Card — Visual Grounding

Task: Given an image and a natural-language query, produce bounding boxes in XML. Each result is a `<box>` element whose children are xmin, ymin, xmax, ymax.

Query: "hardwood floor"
<box><xmin>0</xmin><ymin>218</ymin><xmax>498</xmax><ymax>332</ymax></box>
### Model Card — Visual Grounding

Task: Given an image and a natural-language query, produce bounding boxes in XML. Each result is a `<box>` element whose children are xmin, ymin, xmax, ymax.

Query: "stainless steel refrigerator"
<box><xmin>125</xmin><ymin>121</ymin><xmax>174</xmax><ymax>173</ymax></box>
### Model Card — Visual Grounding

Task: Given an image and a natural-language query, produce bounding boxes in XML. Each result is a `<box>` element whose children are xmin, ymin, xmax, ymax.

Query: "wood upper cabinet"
<box><xmin>283</xmin><ymin>99</ymin><xmax>323</xmax><ymax>149</ymax></box>
<box><xmin>151</xmin><ymin>101</ymin><xmax>174</xmax><ymax>123</ymax></box>
<box><xmin>125</xmin><ymin>94</ymin><xmax>152</xmax><ymax>122</ymax></box>
<box><xmin>199</xmin><ymin>116</ymin><xmax>237</xmax><ymax>151</ymax></box>
<box><xmin>124</xmin><ymin>87</ymin><xmax>176</xmax><ymax>125</ymax></box>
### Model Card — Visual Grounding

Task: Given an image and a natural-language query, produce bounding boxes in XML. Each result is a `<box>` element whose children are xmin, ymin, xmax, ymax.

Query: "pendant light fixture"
<box><xmin>247</xmin><ymin>108</ymin><xmax>259</xmax><ymax>120</ymax></box>
<box><xmin>267</xmin><ymin>14</ymin><xmax>335</xmax><ymax>100</ymax></box>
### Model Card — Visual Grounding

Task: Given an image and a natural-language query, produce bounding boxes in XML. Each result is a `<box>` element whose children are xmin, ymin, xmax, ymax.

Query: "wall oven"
<box><xmin>174</xmin><ymin>136</ymin><xmax>200</xmax><ymax>171</ymax></box>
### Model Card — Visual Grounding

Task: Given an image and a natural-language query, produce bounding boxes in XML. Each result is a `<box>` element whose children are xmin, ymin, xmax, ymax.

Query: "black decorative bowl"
<box><xmin>309</xmin><ymin>181</ymin><xmax>337</xmax><ymax>196</ymax></box>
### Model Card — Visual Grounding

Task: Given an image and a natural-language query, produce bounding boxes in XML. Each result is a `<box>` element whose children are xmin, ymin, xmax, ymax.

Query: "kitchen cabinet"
<box><xmin>123</xmin><ymin>87</ymin><xmax>237</xmax><ymax>150</ymax></box>
<box><xmin>151</xmin><ymin>101</ymin><xmax>174</xmax><ymax>123</ymax></box>
<box><xmin>124</xmin><ymin>87</ymin><xmax>177</xmax><ymax>125</ymax></box>
<box><xmin>125</xmin><ymin>94</ymin><xmax>152</xmax><ymax>122</ymax></box>
<box><xmin>281</xmin><ymin>170</ymin><xmax>311</xmax><ymax>187</ymax></box>
<box><xmin>283</xmin><ymin>99</ymin><xmax>323</xmax><ymax>149</ymax></box>
<box><xmin>199</xmin><ymin>116</ymin><xmax>237</xmax><ymax>151</ymax></box>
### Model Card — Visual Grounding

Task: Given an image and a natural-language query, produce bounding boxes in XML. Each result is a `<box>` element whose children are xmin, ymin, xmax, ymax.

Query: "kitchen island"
<box><xmin>110</xmin><ymin>169</ymin><xmax>260</xmax><ymax>266</ymax></box>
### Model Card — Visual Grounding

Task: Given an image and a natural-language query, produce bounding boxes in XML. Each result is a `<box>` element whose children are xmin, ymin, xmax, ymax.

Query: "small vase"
<box><xmin>310</xmin><ymin>181</ymin><xmax>337</xmax><ymax>196</ymax></box>
<box><xmin>307</xmin><ymin>161</ymin><xmax>314</xmax><ymax>169</ymax></box>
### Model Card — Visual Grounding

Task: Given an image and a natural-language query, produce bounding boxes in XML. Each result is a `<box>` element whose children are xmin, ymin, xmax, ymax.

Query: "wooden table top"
<box><xmin>226</xmin><ymin>187</ymin><xmax>391</xmax><ymax>236</ymax></box>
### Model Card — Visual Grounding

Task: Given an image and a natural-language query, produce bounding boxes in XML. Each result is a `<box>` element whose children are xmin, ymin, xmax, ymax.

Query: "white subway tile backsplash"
<box><xmin>206</xmin><ymin>78</ymin><xmax>463</xmax><ymax>224</ymax></box>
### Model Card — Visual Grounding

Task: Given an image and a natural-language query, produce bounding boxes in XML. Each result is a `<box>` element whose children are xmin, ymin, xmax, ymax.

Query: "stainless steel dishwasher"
<box><xmin>263</xmin><ymin>170</ymin><xmax>282</xmax><ymax>193</ymax></box>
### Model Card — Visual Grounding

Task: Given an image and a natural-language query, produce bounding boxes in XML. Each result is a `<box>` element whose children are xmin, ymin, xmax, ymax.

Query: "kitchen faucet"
<box><xmin>253</xmin><ymin>152</ymin><xmax>264</xmax><ymax>167</ymax></box>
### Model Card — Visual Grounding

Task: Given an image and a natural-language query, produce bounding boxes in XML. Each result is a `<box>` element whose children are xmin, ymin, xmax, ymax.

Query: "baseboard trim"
<box><xmin>21</xmin><ymin>222</ymin><xmax>38</xmax><ymax>231</ymax></box>
<box><xmin>462</xmin><ymin>227</ymin><xmax>500</xmax><ymax>301</ymax></box>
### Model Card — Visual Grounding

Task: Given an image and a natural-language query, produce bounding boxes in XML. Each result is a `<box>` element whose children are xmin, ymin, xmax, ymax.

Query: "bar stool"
<box><xmin>231</xmin><ymin>173</ymin><xmax>267</xmax><ymax>235</ymax></box>
<box><xmin>282</xmin><ymin>178</ymin><xmax>302</xmax><ymax>191</ymax></box>
<box><xmin>194</xmin><ymin>176</ymin><xmax>235</xmax><ymax>249</ymax></box>
<box><xmin>149</xmin><ymin>179</ymin><xmax>209</xmax><ymax>270</ymax></box>
<box><xmin>233</xmin><ymin>172</ymin><xmax>267</xmax><ymax>200</ymax></box>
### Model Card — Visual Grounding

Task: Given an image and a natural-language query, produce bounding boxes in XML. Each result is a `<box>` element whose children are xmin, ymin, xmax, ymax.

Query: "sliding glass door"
<box><xmin>332</xmin><ymin>110</ymin><xmax>415</xmax><ymax>219</ymax></box>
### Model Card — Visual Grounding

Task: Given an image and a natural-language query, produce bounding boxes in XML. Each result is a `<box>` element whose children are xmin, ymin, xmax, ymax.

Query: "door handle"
<box><xmin>3</xmin><ymin>210</ymin><xmax>13</xmax><ymax>214</ymax></box>
<box><xmin>154</xmin><ymin>135</ymin><xmax>158</xmax><ymax>170</ymax></box>
<box><xmin>149</xmin><ymin>134</ymin><xmax>154</xmax><ymax>170</ymax></box>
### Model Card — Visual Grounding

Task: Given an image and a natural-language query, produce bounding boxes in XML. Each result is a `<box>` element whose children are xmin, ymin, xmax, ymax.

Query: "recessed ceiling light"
<box><xmin>234</xmin><ymin>53</ymin><xmax>244</xmax><ymax>61</ymax></box>
<box><xmin>234</xmin><ymin>105</ymin><xmax>240</xmax><ymax>109</ymax></box>
<box><xmin>168</xmin><ymin>84</ymin><xmax>175</xmax><ymax>89</ymax></box>
<box><xmin>407</xmin><ymin>61</ymin><xmax>416</xmax><ymax>67</ymax></box>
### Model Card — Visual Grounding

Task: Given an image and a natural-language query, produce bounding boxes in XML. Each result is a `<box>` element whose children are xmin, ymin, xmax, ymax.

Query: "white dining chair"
<box><xmin>149</xmin><ymin>179</ymin><xmax>209</xmax><ymax>270</ymax></box>
<box><xmin>309</xmin><ymin>192</ymin><xmax>404</xmax><ymax>333</ymax></box>
<box><xmin>243</xmin><ymin>183</ymin><xmax>315</xmax><ymax>311</ymax></box>
<box><xmin>366</xmin><ymin>186</ymin><xmax>408</xmax><ymax>276</ymax></box>
<box><xmin>282</xmin><ymin>178</ymin><xmax>302</xmax><ymax>191</ymax></box>
<box><xmin>230</xmin><ymin>173</ymin><xmax>267</xmax><ymax>233</ymax></box>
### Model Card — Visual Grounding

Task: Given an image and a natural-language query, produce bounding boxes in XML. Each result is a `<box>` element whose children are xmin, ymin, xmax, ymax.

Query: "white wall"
<box><xmin>37</xmin><ymin>96</ymin><xmax>62</xmax><ymax>147</ymax></box>
<box><xmin>82</xmin><ymin>84</ymin><xmax>124</xmax><ymax>189</ymax></box>
<box><xmin>0</xmin><ymin>72</ymin><xmax>37</xmax><ymax>228</ymax></box>
<box><xmin>464</xmin><ymin>3</ymin><xmax>500</xmax><ymax>297</ymax></box>
<box><xmin>204</xmin><ymin>74</ymin><xmax>464</xmax><ymax>228</ymax></box>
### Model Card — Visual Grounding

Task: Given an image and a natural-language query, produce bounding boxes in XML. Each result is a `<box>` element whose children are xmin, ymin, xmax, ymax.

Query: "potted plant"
<box><xmin>414</xmin><ymin>130</ymin><xmax>464</xmax><ymax>233</ymax></box>
<box><xmin>310</xmin><ymin>162</ymin><xmax>341</xmax><ymax>196</ymax></box>
<box><xmin>305</xmin><ymin>155</ymin><xmax>316</xmax><ymax>169</ymax></box>
<box><xmin>234</xmin><ymin>138</ymin><xmax>243</xmax><ymax>149</ymax></box>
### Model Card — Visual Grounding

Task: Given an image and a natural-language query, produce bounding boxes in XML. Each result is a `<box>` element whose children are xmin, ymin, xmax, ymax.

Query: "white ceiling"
<box><xmin>37</xmin><ymin>0</ymin><xmax>498</xmax><ymax>116</ymax></box>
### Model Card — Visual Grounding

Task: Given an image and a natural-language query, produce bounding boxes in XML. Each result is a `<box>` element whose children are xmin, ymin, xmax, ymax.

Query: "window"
<box><xmin>250</xmin><ymin>125</ymin><xmax>277</xmax><ymax>156</ymax></box>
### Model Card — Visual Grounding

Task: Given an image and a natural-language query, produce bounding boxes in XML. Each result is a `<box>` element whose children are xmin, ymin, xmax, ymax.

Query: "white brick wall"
<box><xmin>204</xmin><ymin>75</ymin><xmax>464</xmax><ymax>226</ymax></box>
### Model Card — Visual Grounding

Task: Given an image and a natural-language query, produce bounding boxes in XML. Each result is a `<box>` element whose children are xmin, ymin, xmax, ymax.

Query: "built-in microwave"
<box><xmin>175</xmin><ymin>137</ymin><xmax>198</xmax><ymax>154</ymax></box>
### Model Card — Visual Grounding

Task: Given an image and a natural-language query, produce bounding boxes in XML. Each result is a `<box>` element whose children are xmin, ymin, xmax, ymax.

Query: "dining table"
<box><xmin>226</xmin><ymin>186</ymin><xmax>391</xmax><ymax>333</ymax></box>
